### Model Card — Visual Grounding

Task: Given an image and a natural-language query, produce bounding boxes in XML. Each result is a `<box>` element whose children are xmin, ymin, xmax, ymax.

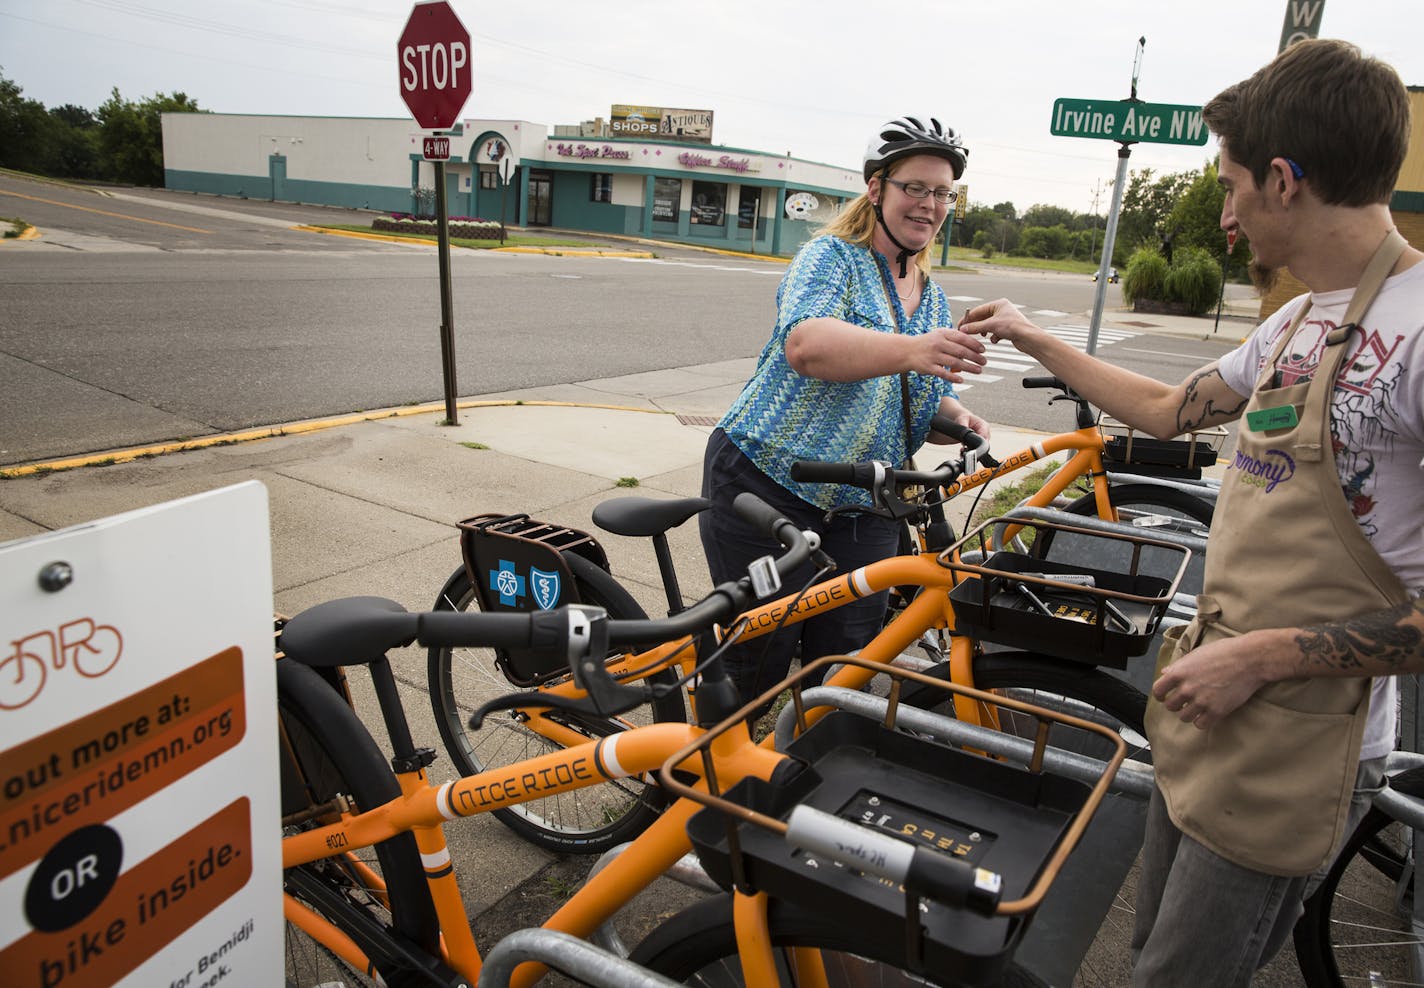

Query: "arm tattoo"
<box><xmin>1296</xmin><ymin>598</ymin><xmax>1424</xmax><ymax>674</ymax></box>
<box><xmin>1176</xmin><ymin>367</ymin><xmax>1248</xmax><ymax>434</ymax></box>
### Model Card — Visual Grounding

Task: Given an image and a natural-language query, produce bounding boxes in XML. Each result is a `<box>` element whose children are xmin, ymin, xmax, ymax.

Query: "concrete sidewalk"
<box><xmin>0</xmin><ymin>303</ymin><xmax>1307</xmax><ymax>987</ymax></box>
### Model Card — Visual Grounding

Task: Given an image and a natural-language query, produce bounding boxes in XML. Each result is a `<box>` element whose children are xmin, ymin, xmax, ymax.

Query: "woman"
<box><xmin>700</xmin><ymin>115</ymin><xmax>990</xmax><ymax>709</ymax></box>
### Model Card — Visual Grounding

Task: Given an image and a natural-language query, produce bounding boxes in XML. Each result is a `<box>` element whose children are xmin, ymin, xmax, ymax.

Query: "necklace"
<box><xmin>895</xmin><ymin>276</ymin><xmax>919</xmax><ymax>301</ymax></box>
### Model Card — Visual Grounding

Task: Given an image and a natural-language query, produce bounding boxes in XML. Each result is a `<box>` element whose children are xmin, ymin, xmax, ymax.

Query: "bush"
<box><xmin>1163</xmin><ymin>246</ymin><xmax>1222</xmax><ymax>315</ymax></box>
<box><xmin>372</xmin><ymin>215</ymin><xmax>505</xmax><ymax>240</ymax></box>
<box><xmin>1122</xmin><ymin>247</ymin><xmax>1168</xmax><ymax>304</ymax></box>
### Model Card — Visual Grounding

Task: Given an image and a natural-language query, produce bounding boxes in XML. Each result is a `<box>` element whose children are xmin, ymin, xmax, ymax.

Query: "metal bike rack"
<box><xmin>477</xmin><ymin>928</ymin><xmax>680</xmax><ymax>988</ymax></box>
<box><xmin>585</xmin><ymin>846</ymin><xmax>721</xmax><ymax>957</ymax></box>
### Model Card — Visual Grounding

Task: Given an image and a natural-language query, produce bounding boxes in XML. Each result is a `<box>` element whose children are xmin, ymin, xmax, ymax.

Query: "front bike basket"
<box><xmin>942</xmin><ymin>516</ymin><xmax>1189</xmax><ymax>667</ymax></box>
<box><xmin>661</xmin><ymin>657</ymin><xmax>1124</xmax><ymax>987</ymax></box>
<box><xmin>458</xmin><ymin>512</ymin><xmax>610</xmax><ymax>686</ymax></box>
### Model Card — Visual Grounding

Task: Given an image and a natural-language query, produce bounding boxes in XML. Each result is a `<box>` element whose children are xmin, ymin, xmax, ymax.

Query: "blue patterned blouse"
<box><xmin>718</xmin><ymin>234</ymin><xmax>959</xmax><ymax>510</ymax></box>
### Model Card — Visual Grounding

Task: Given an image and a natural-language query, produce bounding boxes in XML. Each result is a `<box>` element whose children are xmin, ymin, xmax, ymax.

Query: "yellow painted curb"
<box><xmin>292</xmin><ymin>225</ymin><xmax>433</xmax><ymax>246</ymax></box>
<box><xmin>19</xmin><ymin>225</ymin><xmax>39</xmax><ymax>240</ymax></box>
<box><xmin>0</xmin><ymin>399</ymin><xmax>671</xmax><ymax>479</ymax></box>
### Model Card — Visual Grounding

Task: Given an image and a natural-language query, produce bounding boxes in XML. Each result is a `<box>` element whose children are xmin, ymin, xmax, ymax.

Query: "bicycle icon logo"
<box><xmin>3</xmin><ymin>618</ymin><xmax>124</xmax><ymax>710</ymax></box>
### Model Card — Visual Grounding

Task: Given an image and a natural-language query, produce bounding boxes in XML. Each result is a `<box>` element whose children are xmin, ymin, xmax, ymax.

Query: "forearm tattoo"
<box><xmin>1176</xmin><ymin>367</ymin><xmax>1248</xmax><ymax>434</ymax></box>
<box><xmin>1296</xmin><ymin>598</ymin><xmax>1424</xmax><ymax>673</ymax></box>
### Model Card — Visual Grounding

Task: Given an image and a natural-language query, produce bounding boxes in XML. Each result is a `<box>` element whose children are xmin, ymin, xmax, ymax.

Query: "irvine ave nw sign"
<box><xmin>1050</xmin><ymin>98</ymin><xmax>1209</xmax><ymax>147</ymax></box>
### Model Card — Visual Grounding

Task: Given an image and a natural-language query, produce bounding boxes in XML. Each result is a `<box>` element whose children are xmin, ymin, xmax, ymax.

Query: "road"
<box><xmin>0</xmin><ymin>173</ymin><xmax>1249</xmax><ymax>465</ymax></box>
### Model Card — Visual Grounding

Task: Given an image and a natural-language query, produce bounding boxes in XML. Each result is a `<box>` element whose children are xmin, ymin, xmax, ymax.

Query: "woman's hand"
<box><xmin>909</xmin><ymin>327</ymin><xmax>987</xmax><ymax>383</ymax></box>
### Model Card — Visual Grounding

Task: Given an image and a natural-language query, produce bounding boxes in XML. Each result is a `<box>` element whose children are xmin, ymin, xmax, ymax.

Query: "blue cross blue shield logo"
<box><xmin>530</xmin><ymin>567</ymin><xmax>562</xmax><ymax>610</ymax></box>
<box><xmin>489</xmin><ymin>560</ymin><xmax>526</xmax><ymax>607</ymax></box>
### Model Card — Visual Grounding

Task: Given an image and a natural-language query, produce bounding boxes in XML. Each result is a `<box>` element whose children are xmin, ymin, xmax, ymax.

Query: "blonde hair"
<box><xmin>818</xmin><ymin>161</ymin><xmax>937</xmax><ymax>277</ymax></box>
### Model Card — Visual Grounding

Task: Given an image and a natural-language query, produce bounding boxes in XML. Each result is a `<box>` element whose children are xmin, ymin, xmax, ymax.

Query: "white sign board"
<box><xmin>0</xmin><ymin>482</ymin><xmax>280</xmax><ymax>988</ymax></box>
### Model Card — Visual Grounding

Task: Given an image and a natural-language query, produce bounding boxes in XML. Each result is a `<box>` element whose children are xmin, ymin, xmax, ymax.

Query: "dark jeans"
<box><xmin>698</xmin><ymin>430</ymin><xmax>897</xmax><ymax>711</ymax></box>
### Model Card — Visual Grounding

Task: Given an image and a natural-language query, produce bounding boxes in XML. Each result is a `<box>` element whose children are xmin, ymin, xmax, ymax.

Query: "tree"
<box><xmin>1167</xmin><ymin>161</ymin><xmax>1253</xmax><ymax>279</ymax></box>
<box><xmin>97</xmin><ymin>88</ymin><xmax>203</xmax><ymax>186</ymax></box>
<box><xmin>1021</xmin><ymin>204</ymin><xmax>1077</xmax><ymax>231</ymax></box>
<box><xmin>1114</xmin><ymin>167</ymin><xmax>1193</xmax><ymax>263</ymax></box>
<box><xmin>49</xmin><ymin>103</ymin><xmax>99</xmax><ymax>178</ymax></box>
<box><xmin>0</xmin><ymin>71</ymin><xmax>60</xmax><ymax>174</ymax></box>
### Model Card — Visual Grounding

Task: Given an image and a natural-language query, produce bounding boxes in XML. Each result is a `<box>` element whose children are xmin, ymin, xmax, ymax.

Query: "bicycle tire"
<box><xmin>278</xmin><ymin>659</ymin><xmax>442</xmax><ymax>988</ymax></box>
<box><xmin>630</xmin><ymin>892</ymin><xmax>1049</xmax><ymax>987</ymax></box>
<box><xmin>905</xmin><ymin>651</ymin><xmax>1151</xmax><ymax>765</ymax></box>
<box><xmin>1293</xmin><ymin>765</ymin><xmax>1424</xmax><ymax>987</ymax></box>
<box><xmin>427</xmin><ymin>552</ymin><xmax>687</xmax><ymax>853</ymax></box>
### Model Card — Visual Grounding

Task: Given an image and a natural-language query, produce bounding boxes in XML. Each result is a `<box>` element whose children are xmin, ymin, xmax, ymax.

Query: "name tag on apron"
<box><xmin>1246</xmin><ymin>404</ymin><xmax>1299</xmax><ymax>431</ymax></box>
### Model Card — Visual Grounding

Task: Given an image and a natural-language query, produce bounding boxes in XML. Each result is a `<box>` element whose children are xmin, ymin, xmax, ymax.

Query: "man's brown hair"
<box><xmin>1202</xmin><ymin>39</ymin><xmax>1411</xmax><ymax>206</ymax></box>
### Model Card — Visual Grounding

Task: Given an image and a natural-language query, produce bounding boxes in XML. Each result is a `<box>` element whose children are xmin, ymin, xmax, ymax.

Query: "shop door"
<box><xmin>527</xmin><ymin>170</ymin><xmax>553</xmax><ymax>226</ymax></box>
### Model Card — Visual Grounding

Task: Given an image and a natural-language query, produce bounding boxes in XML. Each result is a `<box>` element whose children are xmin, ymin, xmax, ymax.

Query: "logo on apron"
<box><xmin>1228</xmin><ymin>447</ymin><xmax>1296</xmax><ymax>493</ymax></box>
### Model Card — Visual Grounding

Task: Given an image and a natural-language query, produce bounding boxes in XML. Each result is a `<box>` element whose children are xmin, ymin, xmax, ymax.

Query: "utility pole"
<box><xmin>1088</xmin><ymin>178</ymin><xmax>1104</xmax><ymax>266</ymax></box>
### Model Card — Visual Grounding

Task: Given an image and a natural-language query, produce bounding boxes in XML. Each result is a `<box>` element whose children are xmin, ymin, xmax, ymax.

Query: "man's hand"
<box><xmin>959</xmin><ymin>298</ymin><xmax>1045</xmax><ymax>347</ymax></box>
<box><xmin>908</xmin><ymin>327</ymin><xmax>987</xmax><ymax>383</ymax></box>
<box><xmin>1152</xmin><ymin>633</ymin><xmax>1270</xmax><ymax>730</ymax></box>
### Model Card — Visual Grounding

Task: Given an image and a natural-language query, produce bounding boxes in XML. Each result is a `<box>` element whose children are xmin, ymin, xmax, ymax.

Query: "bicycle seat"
<box><xmin>279</xmin><ymin>596</ymin><xmax>417</xmax><ymax>668</ymax></box>
<box><xmin>592</xmin><ymin>496</ymin><xmax>711</xmax><ymax>538</ymax></box>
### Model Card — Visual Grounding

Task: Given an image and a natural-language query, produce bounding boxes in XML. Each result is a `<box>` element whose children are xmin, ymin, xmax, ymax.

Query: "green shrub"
<box><xmin>1122</xmin><ymin>247</ymin><xmax>1168</xmax><ymax>304</ymax></box>
<box><xmin>1163</xmin><ymin>246</ymin><xmax>1222</xmax><ymax>315</ymax></box>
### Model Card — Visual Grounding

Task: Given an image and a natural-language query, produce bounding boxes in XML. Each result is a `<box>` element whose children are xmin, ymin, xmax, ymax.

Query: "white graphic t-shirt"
<box><xmin>1219</xmin><ymin>261</ymin><xmax>1424</xmax><ymax>758</ymax></box>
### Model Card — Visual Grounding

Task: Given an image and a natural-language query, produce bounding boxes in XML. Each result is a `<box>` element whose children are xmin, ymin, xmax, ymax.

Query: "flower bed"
<box><xmin>372</xmin><ymin>214</ymin><xmax>505</xmax><ymax>240</ymax></box>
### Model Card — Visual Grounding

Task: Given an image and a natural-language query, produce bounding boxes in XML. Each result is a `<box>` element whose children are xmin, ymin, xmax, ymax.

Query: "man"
<box><xmin>961</xmin><ymin>39</ymin><xmax>1424</xmax><ymax>987</ymax></box>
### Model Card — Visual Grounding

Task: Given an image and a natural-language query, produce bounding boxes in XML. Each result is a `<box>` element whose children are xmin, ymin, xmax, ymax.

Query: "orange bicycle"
<box><xmin>279</xmin><ymin>494</ymin><xmax>1138</xmax><ymax>987</ymax></box>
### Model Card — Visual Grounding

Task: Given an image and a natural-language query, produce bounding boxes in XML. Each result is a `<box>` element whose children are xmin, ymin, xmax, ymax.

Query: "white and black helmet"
<box><xmin>862</xmin><ymin>116</ymin><xmax>968</xmax><ymax>183</ymax></box>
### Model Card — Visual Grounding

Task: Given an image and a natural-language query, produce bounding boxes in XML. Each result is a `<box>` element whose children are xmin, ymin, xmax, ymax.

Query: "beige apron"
<box><xmin>1145</xmin><ymin>230</ymin><xmax>1411</xmax><ymax>876</ymax></box>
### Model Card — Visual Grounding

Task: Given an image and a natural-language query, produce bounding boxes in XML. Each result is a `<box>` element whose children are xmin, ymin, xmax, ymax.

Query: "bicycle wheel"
<box><xmin>631</xmin><ymin>892</ymin><xmax>1048</xmax><ymax>987</ymax></box>
<box><xmin>904</xmin><ymin>651</ymin><xmax>1151</xmax><ymax>765</ymax></box>
<box><xmin>427</xmin><ymin>551</ymin><xmax>687</xmax><ymax>853</ymax></box>
<box><xmin>1293</xmin><ymin>766</ymin><xmax>1424</xmax><ymax>987</ymax></box>
<box><xmin>1035</xmin><ymin>483</ymin><xmax>1214</xmax><ymax>607</ymax></box>
<box><xmin>278</xmin><ymin>659</ymin><xmax>442</xmax><ymax>988</ymax></box>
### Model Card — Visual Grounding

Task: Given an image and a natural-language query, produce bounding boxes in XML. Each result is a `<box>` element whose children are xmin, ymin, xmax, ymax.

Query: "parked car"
<box><xmin>1093</xmin><ymin>267</ymin><xmax>1120</xmax><ymax>284</ymax></box>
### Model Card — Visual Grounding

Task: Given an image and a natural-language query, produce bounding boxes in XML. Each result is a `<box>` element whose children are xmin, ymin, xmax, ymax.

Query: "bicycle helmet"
<box><xmin>863</xmin><ymin>116</ymin><xmax>968</xmax><ymax>277</ymax></box>
<box><xmin>862</xmin><ymin>115</ymin><xmax>968</xmax><ymax>183</ymax></box>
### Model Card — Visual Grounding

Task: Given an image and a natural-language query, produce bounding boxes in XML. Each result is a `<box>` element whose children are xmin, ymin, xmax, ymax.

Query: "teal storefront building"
<box><xmin>160</xmin><ymin>113</ymin><xmax>863</xmax><ymax>256</ymax></box>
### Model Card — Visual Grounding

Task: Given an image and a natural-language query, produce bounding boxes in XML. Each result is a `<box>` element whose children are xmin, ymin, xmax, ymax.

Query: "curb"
<box><xmin>0</xmin><ymin>399</ymin><xmax>672</xmax><ymax>479</ymax></box>
<box><xmin>292</xmin><ymin>224</ymin><xmax>655</xmax><ymax>258</ymax></box>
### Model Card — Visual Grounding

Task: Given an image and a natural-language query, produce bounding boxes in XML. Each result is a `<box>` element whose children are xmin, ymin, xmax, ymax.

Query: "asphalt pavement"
<box><xmin>0</xmin><ymin>226</ymin><xmax>1311</xmax><ymax>984</ymax></box>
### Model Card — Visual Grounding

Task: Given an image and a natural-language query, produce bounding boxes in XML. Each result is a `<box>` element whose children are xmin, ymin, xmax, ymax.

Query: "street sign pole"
<box><xmin>434</xmin><ymin>153</ymin><xmax>458</xmax><ymax>424</ymax></box>
<box><xmin>1087</xmin><ymin>142</ymin><xmax>1132</xmax><ymax>355</ymax></box>
<box><xmin>398</xmin><ymin>0</ymin><xmax>472</xmax><ymax>427</ymax></box>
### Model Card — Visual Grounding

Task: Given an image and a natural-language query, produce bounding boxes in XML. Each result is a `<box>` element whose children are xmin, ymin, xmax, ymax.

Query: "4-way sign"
<box><xmin>398</xmin><ymin>1</ymin><xmax>471</xmax><ymax>130</ymax></box>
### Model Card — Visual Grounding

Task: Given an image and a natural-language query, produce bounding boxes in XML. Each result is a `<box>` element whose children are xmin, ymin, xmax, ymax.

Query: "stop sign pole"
<box><xmin>398</xmin><ymin>1</ymin><xmax>471</xmax><ymax>425</ymax></box>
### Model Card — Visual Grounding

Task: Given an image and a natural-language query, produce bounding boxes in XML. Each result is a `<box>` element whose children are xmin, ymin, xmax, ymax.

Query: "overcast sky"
<box><xmin>3</xmin><ymin>0</ymin><xmax>1421</xmax><ymax>215</ymax></box>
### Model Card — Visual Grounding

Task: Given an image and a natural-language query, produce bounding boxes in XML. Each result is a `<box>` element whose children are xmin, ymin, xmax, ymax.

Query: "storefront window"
<box><xmin>591</xmin><ymin>173</ymin><xmax>612</xmax><ymax>203</ymax></box>
<box><xmin>652</xmin><ymin>177</ymin><xmax>681</xmax><ymax>223</ymax></box>
<box><xmin>738</xmin><ymin>186</ymin><xmax>764</xmax><ymax>229</ymax></box>
<box><xmin>690</xmin><ymin>181</ymin><xmax>725</xmax><ymax>227</ymax></box>
<box><xmin>480</xmin><ymin>170</ymin><xmax>497</xmax><ymax>190</ymax></box>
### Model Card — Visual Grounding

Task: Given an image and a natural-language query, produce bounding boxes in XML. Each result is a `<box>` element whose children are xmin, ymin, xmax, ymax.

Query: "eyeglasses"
<box><xmin>884</xmin><ymin>178</ymin><xmax>958</xmax><ymax>205</ymax></box>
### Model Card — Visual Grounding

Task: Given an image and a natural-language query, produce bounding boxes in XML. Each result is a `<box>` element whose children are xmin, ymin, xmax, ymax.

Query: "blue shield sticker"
<box><xmin>530</xmin><ymin>567</ymin><xmax>562</xmax><ymax>610</ymax></box>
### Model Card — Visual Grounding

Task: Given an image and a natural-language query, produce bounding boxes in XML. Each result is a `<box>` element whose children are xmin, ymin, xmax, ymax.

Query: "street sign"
<box><xmin>1279</xmin><ymin>0</ymin><xmax>1326</xmax><ymax>52</ymax></box>
<box><xmin>398</xmin><ymin>1</ymin><xmax>471</xmax><ymax>130</ymax></box>
<box><xmin>1050</xmin><ymin>98</ymin><xmax>1209</xmax><ymax>146</ymax></box>
<box><xmin>498</xmin><ymin>153</ymin><xmax>514</xmax><ymax>185</ymax></box>
<box><xmin>423</xmin><ymin>136</ymin><xmax>451</xmax><ymax>161</ymax></box>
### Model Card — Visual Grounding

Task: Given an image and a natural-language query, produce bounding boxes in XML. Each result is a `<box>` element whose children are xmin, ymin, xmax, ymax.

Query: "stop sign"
<box><xmin>397</xmin><ymin>2</ymin><xmax>471</xmax><ymax>130</ymax></box>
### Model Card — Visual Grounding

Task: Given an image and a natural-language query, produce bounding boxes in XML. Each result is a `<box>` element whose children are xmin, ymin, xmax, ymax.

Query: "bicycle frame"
<box><xmin>285</xmin><ymin>653</ymin><xmax>1128</xmax><ymax>988</ymax></box>
<box><xmin>284</xmin><ymin>713</ymin><xmax>781</xmax><ymax>985</ymax></box>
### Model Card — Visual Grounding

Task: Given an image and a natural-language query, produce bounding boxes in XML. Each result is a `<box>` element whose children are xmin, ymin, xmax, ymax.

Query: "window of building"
<box><xmin>690</xmin><ymin>181</ymin><xmax>725</xmax><ymax>227</ymax></box>
<box><xmin>591</xmin><ymin>173</ymin><xmax>613</xmax><ymax>203</ymax></box>
<box><xmin>738</xmin><ymin>186</ymin><xmax>765</xmax><ymax>229</ymax></box>
<box><xmin>652</xmin><ymin>177</ymin><xmax>682</xmax><ymax>223</ymax></box>
<box><xmin>479</xmin><ymin>170</ymin><xmax>497</xmax><ymax>190</ymax></box>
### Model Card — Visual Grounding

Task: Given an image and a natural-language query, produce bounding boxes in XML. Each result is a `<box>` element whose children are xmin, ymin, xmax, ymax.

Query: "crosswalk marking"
<box><xmin>955</xmin><ymin>322</ymin><xmax>1138</xmax><ymax>392</ymax></box>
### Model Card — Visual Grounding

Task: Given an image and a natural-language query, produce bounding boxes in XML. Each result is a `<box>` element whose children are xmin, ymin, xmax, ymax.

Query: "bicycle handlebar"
<box><xmin>788</xmin><ymin>414</ymin><xmax>998</xmax><ymax>522</ymax></box>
